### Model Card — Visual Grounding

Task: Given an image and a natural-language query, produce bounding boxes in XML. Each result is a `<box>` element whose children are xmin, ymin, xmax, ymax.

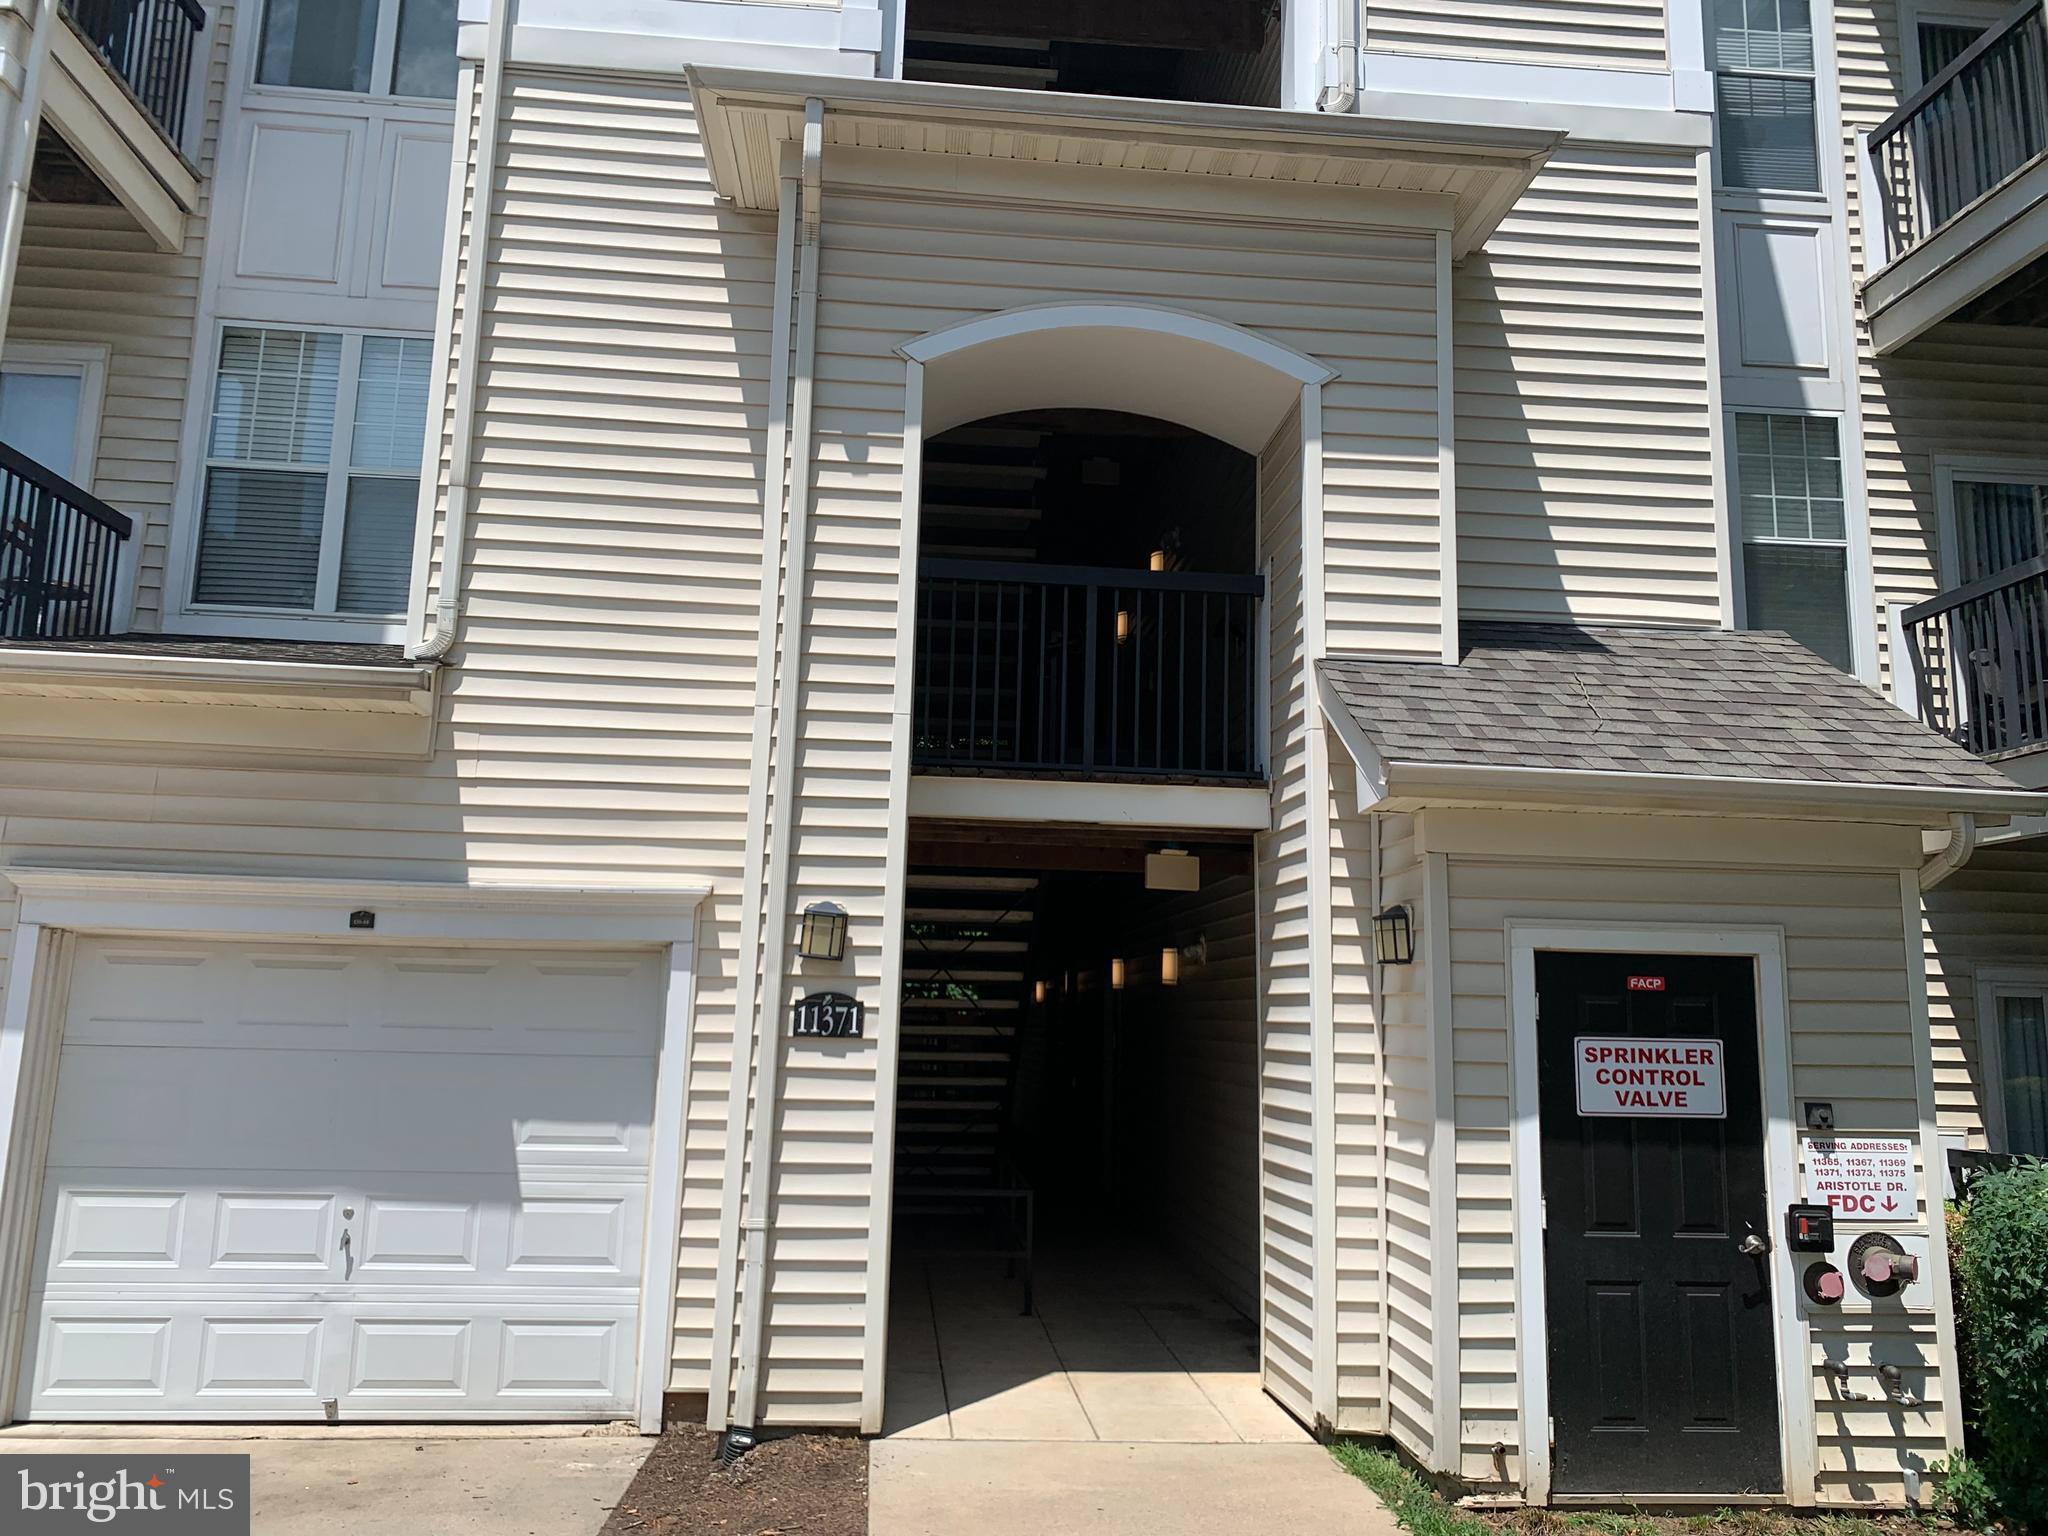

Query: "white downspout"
<box><xmin>1370</xmin><ymin>806</ymin><xmax>1392</xmax><ymax>1432</ymax></box>
<box><xmin>724</xmin><ymin>97</ymin><xmax>825</xmax><ymax>1457</ymax></box>
<box><xmin>1316</xmin><ymin>0</ymin><xmax>1359</xmax><ymax>113</ymax></box>
<box><xmin>0</xmin><ymin>0</ymin><xmax>59</xmax><ymax>358</ymax></box>
<box><xmin>1919</xmin><ymin>811</ymin><xmax>1977</xmax><ymax>891</ymax></box>
<box><xmin>408</xmin><ymin>0</ymin><xmax>510</xmax><ymax>663</ymax></box>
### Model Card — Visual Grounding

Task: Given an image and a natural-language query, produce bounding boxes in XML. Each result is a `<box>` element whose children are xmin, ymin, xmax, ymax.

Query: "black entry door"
<box><xmin>1537</xmin><ymin>951</ymin><xmax>1781</xmax><ymax>1495</ymax></box>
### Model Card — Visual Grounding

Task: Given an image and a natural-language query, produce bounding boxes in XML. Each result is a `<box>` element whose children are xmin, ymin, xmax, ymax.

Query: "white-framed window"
<box><xmin>192</xmin><ymin>325</ymin><xmax>431</xmax><ymax>621</ymax></box>
<box><xmin>1935</xmin><ymin>457</ymin><xmax>2048</xmax><ymax>587</ymax></box>
<box><xmin>1712</xmin><ymin>0</ymin><xmax>1821</xmax><ymax>192</ymax></box>
<box><xmin>256</xmin><ymin>0</ymin><xmax>456</xmax><ymax>100</ymax></box>
<box><xmin>1980</xmin><ymin>976</ymin><xmax>2048</xmax><ymax>1157</ymax></box>
<box><xmin>1734</xmin><ymin>411</ymin><xmax>1853</xmax><ymax>669</ymax></box>
<box><xmin>0</xmin><ymin>343</ymin><xmax>110</xmax><ymax>488</ymax></box>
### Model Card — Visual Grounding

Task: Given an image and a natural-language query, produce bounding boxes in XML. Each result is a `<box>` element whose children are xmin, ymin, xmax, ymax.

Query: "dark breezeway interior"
<box><xmin>882</xmin><ymin>826</ymin><xmax>1302</xmax><ymax>1442</ymax></box>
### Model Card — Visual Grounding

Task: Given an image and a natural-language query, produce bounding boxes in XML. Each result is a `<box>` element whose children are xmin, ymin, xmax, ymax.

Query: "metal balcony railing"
<box><xmin>1900</xmin><ymin>554</ymin><xmax>2048</xmax><ymax>757</ymax></box>
<box><xmin>1871</xmin><ymin>0</ymin><xmax>2048</xmax><ymax>259</ymax></box>
<box><xmin>0</xmin><ymin>440</ymin><xmax>133</xmax><ymax>641</ymax></box>
<box><xmin>61</xmin><ymin>0</ymin><xmax>207</xmax><ymax>149</ymax></box>
<box><xmin>914</xmin><ymin>559</ymin><xmax>1264</xmax><ymax>781</ymax></box>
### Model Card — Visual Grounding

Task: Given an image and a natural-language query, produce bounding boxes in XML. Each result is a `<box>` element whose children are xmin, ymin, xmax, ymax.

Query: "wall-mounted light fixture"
<box><xmin>797</xmin><ymin>902</ymin><xmax>849</xmax><ymax>962</ymax></box>
<box><xmin>1034</xmin><ymin>979</ymin><xmax>1049</xmax><ymax>1005</ymax></box>
<box><xmin>1160</xmin><ymin>935</ymin><xmax>1208</xmax><ymax>987</ymax></box>
<box><xmin>1115</xmin><ymin>609</ymin><xmax>1132</xmax><ymax>645</ymax></box>
<box><xmin>1149</xmin><ymin>549</ymin><xmax>1167</xmax><ymax>572</ymax></box>
<box><xmin>1373</xmin><ymin>905</ymin><xmax>1415</xmax><ymax>966</ymax></box>
<box><xmin>1110</xmin><ymin>956</ymin><xmax>1126</xmax><ymax>990</ymax></box>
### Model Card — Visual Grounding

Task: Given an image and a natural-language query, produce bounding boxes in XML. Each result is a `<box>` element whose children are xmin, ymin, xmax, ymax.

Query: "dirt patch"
<box><xmin>1482</xmin><ymin>1509</ymin><xmax>1937</xmax><ymax>1536</ymax></box>
<box><xmin>601</xmin><ymin>1425</ymin><xmax>868</xmax><ymax>1536</ymax></box>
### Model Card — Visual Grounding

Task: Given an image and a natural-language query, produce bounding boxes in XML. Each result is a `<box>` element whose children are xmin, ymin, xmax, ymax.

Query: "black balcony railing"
<box><xmin>1901</xmin><ymin>554</ymin><xmax>2048</xmax><ymax>756</ymax></box>
<box><xmin>914</xmin><ymin>559</ymin><xmax>1264</xmax><ymax>780</ymax></box>
<box><xmin>61</xmin><ymin>0</ymin><xmax>207</xmax><ymax>149</ymax></box>
<box><xmin>0</xmin><ymin>440</ymin><xmax>133</xmax><ymax>641</ymax></box>
<box><xmin>1872</xmin><ymin>0</ymin><xmax>2048</xmax><ymax>258</ymax></box>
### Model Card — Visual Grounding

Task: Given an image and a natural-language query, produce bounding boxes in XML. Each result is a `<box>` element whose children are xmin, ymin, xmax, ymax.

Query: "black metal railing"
<box><xmin>0</xmin><ymin>440</ymin><xmax>133</xmax><ymax>641</ymax></box>
<box><xmin>1872</xmin><ymin>0</ymin><xmax>2048</xmax><ymax>258</ymax></box>
<box><xmin>1902</xmin><ymin>554</ymin><xmax>2048</xmax><ymax>756</ymax></box>
<box><xmin>913</xmin><ymin>558</ymin><xmax>1264</xmax><ymax>780</ymax></box>
<box><xmin>61</xmin><ymin>0</ymin><xmax>206</xmax><ymax>149</ymax></box>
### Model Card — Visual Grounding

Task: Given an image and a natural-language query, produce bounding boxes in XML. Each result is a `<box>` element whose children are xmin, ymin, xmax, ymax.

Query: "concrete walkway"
<box><xmin>872</xmin><ymin>1441</ymin><xmax>1400</xmax><ymax>1536</ymax></box>
<box><xmin>884</xmin><ymin>1244</ymin><xmax>1307</xmax><ymax>1443</ymax></box>
<box><xmin>0</xmin><ymin>1426</ymin><xmax>650</xmax><ymax>1535</ymax></box>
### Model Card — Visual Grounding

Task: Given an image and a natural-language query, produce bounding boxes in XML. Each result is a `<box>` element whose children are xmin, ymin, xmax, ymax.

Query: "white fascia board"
<box><xmin>1315</xmin><ymin>668</ymin><xmax>1390</xmax><ymax>807</ymax></box>
<box><xmin>0</xmin><ymin>646</ymin><xmax>437</xmax><ymax>698</ymax></box>
<box><xmin>1355</xmin><ymin>84</ymin><xmax>1712</xmax><ymax>149</ymax></box>
<box><xmin>1382</xmin><ymin>758</ymin><xmax>2048</xmax><ymax>822</ymax></box>
<box><xmin>1863</xmin><ymin>155</ymin><xmax>2048</xmax><ymax>354</ymax></box>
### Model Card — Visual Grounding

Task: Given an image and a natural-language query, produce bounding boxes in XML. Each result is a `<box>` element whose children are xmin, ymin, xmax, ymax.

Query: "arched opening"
<box><xmin>882</xmin><ymin>306</ymin><xmax>1325</xmax><ymax>1443</ymax></box>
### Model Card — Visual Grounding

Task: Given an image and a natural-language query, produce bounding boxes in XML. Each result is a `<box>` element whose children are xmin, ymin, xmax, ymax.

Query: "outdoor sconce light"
<box><xmin>1149</xmin><ymin>549</ymin><xmax>1167</xmax><ymax>572</ymax></box>
<box><xmin>1160</xmin><ymin>935</ymin><xmax>1208</xmax><ymax>987</ymax></box>
<box><xmin>1110</xmin><ymin>956</ymin><xmax>1127</xmax><ymax>990</ymax></box>
<box><xmin>797</xmin><ymin>902</ymin><xmax>848</xmax><ymax>962</ymax></box>
<box><xmin>1034</xmin><ymin>979</ymin><xmax>1049</xmax><ymax>1005</ymax></box>
<box><xmin>1115</xmin><ymin>609</ymin><xmax>1132</xmax><ymax>645</ymax></box>
<box><xmin>1373</xmin><ymin>905</ymin><xmax>1415</xmax><ymax>966</ymax></box>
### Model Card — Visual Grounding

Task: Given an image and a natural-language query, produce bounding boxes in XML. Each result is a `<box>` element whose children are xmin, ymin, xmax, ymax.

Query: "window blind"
<box><xmin>1999</xmin><ymin>994</ymin><xmax>2048</xmax><ymax>1157</ymax></box>
<box><xmin>1717</xmin><ymin>75</ymin><xmax>1820</xmax><ymax>191</ymax></box>
<box><xmin>352</xmin><ymin>336</ymin><xmax>434</xmax><ymax>471</ymax></box>
<box><xmin>1736</xmin><ymin>414</ymin><xmax>1844</xmax><ymax>542</ymax></box>
<box><xmin>209</xmin><ymin>328</ymin><xmax>341</xmax><ymax>466</ymax></box>
<box><xmin>1712</xmin><ymin>0</ymin><xmax>1814</xmax><ymax>71</ymax></box>
<box><xmin>339</xmin><ymin>478</ymin><xmax>416</xmax><ymax>614</ymax></box>
<box><xmin>195</xmin><ymin>468</ymin><xmax>326</xmax><ymax>609</ymax></box>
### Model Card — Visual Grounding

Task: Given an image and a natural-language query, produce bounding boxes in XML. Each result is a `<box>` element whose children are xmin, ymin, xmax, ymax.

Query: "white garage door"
<box><xmin>19</xmin><ymin>938</ymin><xmax>662</xmax><ymax>1421</ymax></box>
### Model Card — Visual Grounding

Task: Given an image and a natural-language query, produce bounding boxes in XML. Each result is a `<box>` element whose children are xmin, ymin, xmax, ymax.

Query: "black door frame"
<box><xmin>1509</xmin><ymin>927</ymin><xmax>1801</xmax><ymax>1504</ymax></box>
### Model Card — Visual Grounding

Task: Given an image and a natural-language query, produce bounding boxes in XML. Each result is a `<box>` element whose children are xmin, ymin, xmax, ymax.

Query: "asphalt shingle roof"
<box><xmin>1320</xmin><ymin>622</ymin><xmax>2028</xmax><ymax>795</ymax></box>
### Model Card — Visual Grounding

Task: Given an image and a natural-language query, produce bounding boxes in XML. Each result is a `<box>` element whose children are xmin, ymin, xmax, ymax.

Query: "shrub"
<box><xmin>1933</xmin><ymin>1452</ymin><xmax>2001</xmax><ymax>1532</ymax></box>
<box><xmin>1952</xmin><ymin>1159</ymin><xmax>2048</xmax><ymax>1528</ymax></box>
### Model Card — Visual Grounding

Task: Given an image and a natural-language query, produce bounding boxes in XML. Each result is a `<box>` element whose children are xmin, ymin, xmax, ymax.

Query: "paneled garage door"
<box><xmin>18</xmin><ymin>938</ymin><xmax>661</xmax><ymax>1420</ymax></box>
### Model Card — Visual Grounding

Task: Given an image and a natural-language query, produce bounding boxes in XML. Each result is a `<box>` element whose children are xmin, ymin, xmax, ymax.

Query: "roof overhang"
<box><xmin>685</xmin><ymin>67</ymin><xmax>1561</xmax><ymax>259</ymax></box>
<box><xmin>1315</xmin><ymin>671</ymin><xmax>2048</xmax><ymax>827</ymax></box>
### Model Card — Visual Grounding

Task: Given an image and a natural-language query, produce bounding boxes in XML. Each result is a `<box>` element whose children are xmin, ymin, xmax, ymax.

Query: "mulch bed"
<box><xmin>600</xmin><ymin>1426</ymin><xmax>868</xmax><ymax>1536</ymax></box>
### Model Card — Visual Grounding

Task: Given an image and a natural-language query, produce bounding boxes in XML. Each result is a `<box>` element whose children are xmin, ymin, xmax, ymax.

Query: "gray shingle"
<box><xmin>1321</xmin><ymin>623</ymin><xmax>2029</xmax><ymax>796</ymax></box>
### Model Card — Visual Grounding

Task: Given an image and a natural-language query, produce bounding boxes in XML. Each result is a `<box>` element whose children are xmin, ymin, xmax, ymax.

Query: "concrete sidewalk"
<box><xmin>869</xmin><ymin>1440</ymin><xmax>1402</xmax><ymax>1536</ymax></box>
<box><xmin>0</xmin><ymin>1429</ymin><xmax>651</xmax><ymax>1535</ymax></box>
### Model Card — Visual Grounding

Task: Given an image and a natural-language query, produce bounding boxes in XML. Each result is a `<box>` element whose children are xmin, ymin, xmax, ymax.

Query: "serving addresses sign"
<box><xmin>1574</xmin><ymin>1035</ymin><xmax>1727</xmax><ymax>1117</ymax></box>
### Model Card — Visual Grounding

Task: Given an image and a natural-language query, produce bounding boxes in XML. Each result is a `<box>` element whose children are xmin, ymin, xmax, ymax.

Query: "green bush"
<box><xmin>1952</xmin><ymin>1160</ymin><xmax>2048</xmax><ymax>1528</ymax></box>
<box><xmin>1933</xmin><ymin>1451</ymin><xmax>2001</xmax><ymax>1532</ymax></box>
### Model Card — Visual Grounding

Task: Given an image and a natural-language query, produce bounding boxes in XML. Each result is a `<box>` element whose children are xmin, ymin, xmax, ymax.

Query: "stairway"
<box><xmin>893</xmin><ymin>872</ymin><xmax>1037</xmax><ymax>1213</ymax></box>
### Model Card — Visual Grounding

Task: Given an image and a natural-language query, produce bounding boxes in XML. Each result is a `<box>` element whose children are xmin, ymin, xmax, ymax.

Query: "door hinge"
<box><xmin>1547</xmin><ymin>1415</ymin><xmax>1556</xmax><ymax>1449</ymax></box>
<box><xmin>1540</xmin><ymin>1195</ymin><xmax>1548</xmax><ymax>1231</ymax></box>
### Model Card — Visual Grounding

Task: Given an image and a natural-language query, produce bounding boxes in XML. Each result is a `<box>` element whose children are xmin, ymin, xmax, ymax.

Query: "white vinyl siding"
<box><xmin>1364</xmin><ymin>0</ymin><xmax>1668</xmax><ymax>70</ymax></box>
<box><xmin>1255</xmin><ymin>402</ymin><xmax>1317</xmax><ymax>1424</ymax></box>
<box><xmin>1455</xmin><ymin>149</ymin><xmax>1720</xmax><ymax>626</ymax></box>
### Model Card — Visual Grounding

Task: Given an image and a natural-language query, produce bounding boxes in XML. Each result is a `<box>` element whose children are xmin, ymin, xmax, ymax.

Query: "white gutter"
<box><xmin>1316</xmin><ymin>0</ymin><xmax>1359</xmax><ymax>114</ymax></box>
<box><xmin>1919</xmin><ymin>812</ymin><xmax>1978</xmax><ymax>890</ymax></box>
<box><xmin>0</xmin><ymin>0</ymin><xmax>58</xmax><ymax>359</ymax></box>
<box><xmin>725</xmin><ymin>96</ymin><xmax>825</xmax><ymax>1456</ymax></box>
<box><xmin>408</xmin><ymin>0</ymin><xmax>510</xmax><ymax>663</ymax></box>
<box><xmin>706</xmin><ymin>159</ymin><xmax>801</xmax><ymax>1432</ymax></box>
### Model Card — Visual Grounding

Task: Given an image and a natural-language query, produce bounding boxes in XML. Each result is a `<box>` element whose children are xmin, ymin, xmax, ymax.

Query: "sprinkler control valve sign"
<box><xmin>1574</xmin><ymin>1036</ymin><xmax>1727</xmax><ymax>1117</ymax></box>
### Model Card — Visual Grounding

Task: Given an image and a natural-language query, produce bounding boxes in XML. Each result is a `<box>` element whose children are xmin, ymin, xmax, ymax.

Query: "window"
<box><xmin>1991</xmin><ymin>989</ymin><xmax>2048</xmax><ymax>1157</ymax></box>
<box><xmin>258</xmin><ymin>0</ymin><xmax>456</xmax><ymax>99</ymax></box>
<box><xmin>1918</xmin><ymin>20</ymin><xmax>1985</xmax><ymax>81</ymax></box>
<box><xmin>194</xmin><ymin>327</ymin><xmax>431</xmax><ymax>618</ymax></box>
<box><xmin>1736</xmin><ymin>412</ymin><xmax>1853</xmax><ymax>669</ymax></box>
<box><xmin>0</xmin><ymin>344</ymin><xmax>109</xmax><ymax>486</ymax></box>
<box><xmin>1946</xmin><ymin>472</ymin><xmax>2048</xmax><ymax>584</ymax></box>
<box><xmin>1713</xmin><ymin>0</ymin><xmax>1820</xmax><ymax>192</ymax></box>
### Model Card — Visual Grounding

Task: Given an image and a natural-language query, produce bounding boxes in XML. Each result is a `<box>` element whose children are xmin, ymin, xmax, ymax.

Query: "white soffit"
<box><xmin>686</xmin><ymin>67</ymin><xmax>1561</xmax><ymax>258</ymax></box>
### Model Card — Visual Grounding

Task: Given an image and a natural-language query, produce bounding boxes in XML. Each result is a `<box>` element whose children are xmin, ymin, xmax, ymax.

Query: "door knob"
<box><xmin>339</xmin><ymin>1229</ymin><xmax>353</xmax><ymax>1279</ymax></box>
<box><xmin>1738</xmin><ymin>1233</ymin><xmax>1770</xmax><ymax>1257</ymax></box>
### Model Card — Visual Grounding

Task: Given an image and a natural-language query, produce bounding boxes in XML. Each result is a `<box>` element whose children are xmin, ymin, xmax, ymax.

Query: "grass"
<box><xmin>1329</xmin><ymin>1443</ymin><xmax>1924</xmax><ymax>1536</ymax></box>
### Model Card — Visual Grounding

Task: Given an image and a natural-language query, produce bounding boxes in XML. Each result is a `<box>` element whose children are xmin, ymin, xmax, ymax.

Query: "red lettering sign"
<box><xmin>1626</xmin><ymin>976</ymin><xmax>1666</xmax><ymax>992</ymax></box>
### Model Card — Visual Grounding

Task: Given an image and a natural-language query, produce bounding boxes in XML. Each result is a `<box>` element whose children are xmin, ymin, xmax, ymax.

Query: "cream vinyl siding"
<box><xmin>1454</xmin><ymin>148</ymin><xmax>1720</xmax><ymax>626</ymax></box>
<box><xmin>7</xmin><ymin>1</ymin><xmax>238</xmax><ymax>625</ymax></box>
<box><xmin>1374</xmin><ymin>809</ymin><xmax>1435</xmax><ymax>1456</ymax></box>
<box><xmin>1366</xmin><ymin>0</ymin><xmax>1668</xmax><ymax>70</ymax></box>
<box><xmin>1444</xmin><ymin>841</ymin><xmax>1946</xmax><ymax>1501</ymax></box>
<box><xmin>1327</xmin><ymin>769</ymin><xmax>1384</xmax><ymax>1429</ymax></box>
<box><xmin>1255</xmin><ymin>402</ymin><xmax>1317</xmax><ymax>1422</ymax></box>
<box><xmin>1924</xmin><ymin>840</ymin><xmax>2048</xmax><ymax>1146</ymax></box>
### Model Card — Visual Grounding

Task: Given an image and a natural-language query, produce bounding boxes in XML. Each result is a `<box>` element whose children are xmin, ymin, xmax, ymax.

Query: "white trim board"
<box><xmin>1503</xmin><ymin>920</ymin><xmax>1813</xmax><ymax>1505</ymax></box>
<box><xmin>0</xmin><ymin>869</ymin><xmax>709</xmax><ymax>1435</ymax></box>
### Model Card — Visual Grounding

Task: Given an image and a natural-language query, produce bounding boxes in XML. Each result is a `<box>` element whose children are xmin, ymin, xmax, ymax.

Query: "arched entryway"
<box><xmin>873</xmin><ymin>304</ymin><xmax>1333</xmax><ymax>1440</ymax></box>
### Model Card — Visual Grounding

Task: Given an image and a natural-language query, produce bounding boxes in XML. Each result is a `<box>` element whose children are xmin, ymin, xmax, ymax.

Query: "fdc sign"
<box><xmin>1803</xmin><ymin>1137</ymin><xmax>1916</xmax><ymax>1217</ymax></box>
